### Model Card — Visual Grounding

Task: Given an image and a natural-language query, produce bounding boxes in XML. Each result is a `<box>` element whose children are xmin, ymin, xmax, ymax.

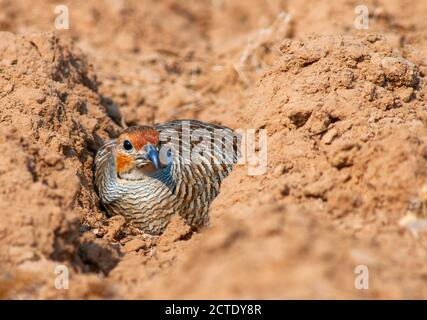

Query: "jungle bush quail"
<box><xmin>94</xmin><ymin>119</ymin><xmax>240</xmax><ymax>235</ymax></box>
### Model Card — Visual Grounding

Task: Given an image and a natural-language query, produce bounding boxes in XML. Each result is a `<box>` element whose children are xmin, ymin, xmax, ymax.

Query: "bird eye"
<box><xmin>123</xmin><ymin>140</ymin><xmax>133</xmax><ymax>151</ymax></box>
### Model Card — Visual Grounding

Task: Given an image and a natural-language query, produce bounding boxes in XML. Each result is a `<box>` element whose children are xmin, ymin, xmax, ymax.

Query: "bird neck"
<box><xmin>145</xmin><ymin>163</ymin><xmax>176</xmax><ymax>190</ymax></box>
<box><xmin>96</xmin><ymin>148</ymin><xmax>120</xmax><ymax>204</ymax></box>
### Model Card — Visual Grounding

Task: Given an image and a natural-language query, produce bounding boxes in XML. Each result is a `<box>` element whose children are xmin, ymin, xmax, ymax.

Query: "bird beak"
<box><xmin>136</xmin><ymin>145</ymin><xmax>161</xmax><ymax>170</ymax></box>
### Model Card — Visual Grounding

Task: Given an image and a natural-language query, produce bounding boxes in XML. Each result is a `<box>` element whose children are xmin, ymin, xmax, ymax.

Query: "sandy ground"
<box><xmin>1</xmin><ymin>0</ymin><xmax>427</xmax><ymax>299</ymax></box>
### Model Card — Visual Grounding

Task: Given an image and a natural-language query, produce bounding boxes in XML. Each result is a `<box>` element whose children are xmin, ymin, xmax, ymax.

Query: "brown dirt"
<box><xmin>1</xmin><ymin>0</ymin><xmax>427</xmax><ymax>299</ymax></box>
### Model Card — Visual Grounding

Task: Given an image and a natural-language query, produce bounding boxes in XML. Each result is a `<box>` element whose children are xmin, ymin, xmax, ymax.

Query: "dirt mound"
<box><xmin>248</xmin><ymin>34</ymin><xmax>426</xmax><ymax>225</ymax></box>
<box><xmin>0</xmin><ymin>32</ymin><xmax>121</xmax><ymax>297</ymax></box>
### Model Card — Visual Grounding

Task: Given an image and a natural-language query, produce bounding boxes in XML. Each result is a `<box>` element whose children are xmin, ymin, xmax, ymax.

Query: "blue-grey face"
<box><xmin>159</xmin><ymin>145</ymin><xmax>174</xmax><ymax>167</ymax></box>
<box><xmin>137</xmin><ymin>144</ymin><xmax>161</xmax><ymax>170</ymax></box>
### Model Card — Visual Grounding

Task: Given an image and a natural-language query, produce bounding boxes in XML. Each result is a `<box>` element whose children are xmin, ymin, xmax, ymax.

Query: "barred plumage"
<box><xmin>94</xmin><ymin>119</ymin><xmax>240</xmax><ymax>235</ymax></box>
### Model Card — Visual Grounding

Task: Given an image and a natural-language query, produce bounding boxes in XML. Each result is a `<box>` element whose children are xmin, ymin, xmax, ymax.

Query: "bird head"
<box><xmin>114</xmin><ymin>126</ymin><xmax>161</xmax><ymax>176</ymax></box>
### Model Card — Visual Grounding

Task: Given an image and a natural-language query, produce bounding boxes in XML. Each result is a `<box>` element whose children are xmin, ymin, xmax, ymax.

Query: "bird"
<box><xmin>94</xmin><ymin>119</ymin><xmax>240</xmax><ymax>235</ymax></box>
